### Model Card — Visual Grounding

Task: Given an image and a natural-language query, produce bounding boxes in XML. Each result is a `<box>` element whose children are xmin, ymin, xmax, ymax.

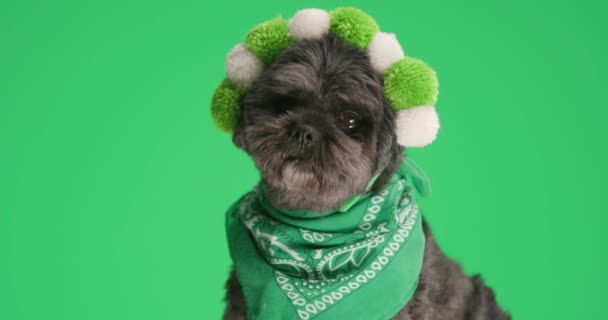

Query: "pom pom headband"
<box><xmin>211</xmin><ymin>7</ymin><xmax>440</xmax><ymax>147</ymax></box>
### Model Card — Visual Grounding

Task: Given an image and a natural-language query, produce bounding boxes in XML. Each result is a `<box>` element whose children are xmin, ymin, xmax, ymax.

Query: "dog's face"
<box><xmin>233</xmin><ymin>33</ymin><xmax>401</xmax><ymax>212</ymax></box>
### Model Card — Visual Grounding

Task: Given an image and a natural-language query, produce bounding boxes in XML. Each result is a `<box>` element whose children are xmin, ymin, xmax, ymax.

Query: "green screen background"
<box><xmin>2</xmin><ymin>0</ymin><xmax>607</xmax><ymax>319</ymax></box>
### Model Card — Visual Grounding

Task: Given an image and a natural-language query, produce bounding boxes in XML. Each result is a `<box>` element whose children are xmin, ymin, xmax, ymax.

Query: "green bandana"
<box><xmin>225</xmin><ymin>158</ymin><xmax>430</xmax><ymax>320</ymax></box>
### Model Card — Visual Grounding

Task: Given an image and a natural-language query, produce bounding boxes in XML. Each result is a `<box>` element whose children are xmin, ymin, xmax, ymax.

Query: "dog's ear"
<box><xmin>231</xmin><ymin>102</ymin><xmax>248</xmax><ymax>151</ymax></box>
<box><xmin>378</xmin><ymin>99</ymin><xmax>402</xmax><ymax>166</ymax></box>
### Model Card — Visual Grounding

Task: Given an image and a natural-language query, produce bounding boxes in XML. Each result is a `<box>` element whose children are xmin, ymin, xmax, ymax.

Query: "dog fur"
<box><xmin>223</xmin><ymin>33</ymin><xmax>510</xmax><ymax>320</ymax></box>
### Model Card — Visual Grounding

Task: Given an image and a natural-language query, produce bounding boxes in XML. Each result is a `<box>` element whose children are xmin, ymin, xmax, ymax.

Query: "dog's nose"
<box><xmin>288</xmin><ymin>123</ymin><xmax>319</xmax><ymax>149</ymax></box>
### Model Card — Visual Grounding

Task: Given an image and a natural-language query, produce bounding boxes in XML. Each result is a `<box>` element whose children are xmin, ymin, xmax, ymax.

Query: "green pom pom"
<box><xmin>384</xmin><ymin>57</ymin><xmax>439</xmax><ymax>110</ymax></box>
<box><xmin>245</xmin><ymin>16</ymin><xmax>293</xmax><ymax>65</ymax></box>
<box><xmin>330</xmin><ymin>7</ymin><xmax>379</xmax><ymax>49</ymax></box>
<box><xmin>211</xmin><ymin>78</ymin><xmax>245</xmax><ymax>133</ymax></box>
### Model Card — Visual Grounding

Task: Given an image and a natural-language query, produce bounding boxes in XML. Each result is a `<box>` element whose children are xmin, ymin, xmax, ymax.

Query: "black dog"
<box><xmin>223</xmin><ymin>33</ymin><xmax>510</xmax><ymax>320</ymax></box>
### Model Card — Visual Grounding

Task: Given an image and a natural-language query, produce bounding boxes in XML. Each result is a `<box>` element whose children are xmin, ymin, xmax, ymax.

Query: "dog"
<box><xmin>218</xmin><ymin>17</ymin><xmax>510</xmax><ymax>320</ymax></box>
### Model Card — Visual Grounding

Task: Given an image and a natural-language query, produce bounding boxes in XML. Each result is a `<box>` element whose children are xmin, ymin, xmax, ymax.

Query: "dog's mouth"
<box><xmin>280</xmin><ymin>153</ymin><xmax>317</xmax><ymax>174</ymax></box>
<box><xmin>284</xmin><ymin>155</ymin><xmax>305</xmax><ymax>163</ymax></box>
<box><xmin>281</xmin><ymin>155</ymin><xmax>309</xmax><ymax>171</ymax></box>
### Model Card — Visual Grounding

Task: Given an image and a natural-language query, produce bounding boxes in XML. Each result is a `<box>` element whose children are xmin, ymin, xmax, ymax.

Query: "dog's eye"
<box><xmin>338</xmin><ymin>110</ymin><xmax>360</xmax><ymax>131</ymax></box>
<box><xmin>272</xmin><ymin>96</ymin><xmax>298</xmax><ymax>115</ymax></box>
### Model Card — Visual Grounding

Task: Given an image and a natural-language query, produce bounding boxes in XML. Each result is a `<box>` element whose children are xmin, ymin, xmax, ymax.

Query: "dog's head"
<box><xmin>233</xmin><ymin>34</ymin><xmax>400</xmax><ymax>212</ymax></box>
<box><xmin>211</xmin><ymin>8</ymin><xmax>440</xmax><ymax>212</ymax></box>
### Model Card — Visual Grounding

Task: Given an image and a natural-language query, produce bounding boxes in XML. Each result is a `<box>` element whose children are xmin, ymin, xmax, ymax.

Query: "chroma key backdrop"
<box><xmin>1</xmin><ymin>0</ymin><xmax>607</xmax><ymax>319</ymax></box>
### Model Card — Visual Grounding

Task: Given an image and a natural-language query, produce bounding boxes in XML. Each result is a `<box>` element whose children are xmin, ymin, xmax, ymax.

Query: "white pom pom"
<box><xmin>368</xmin><ymin>32</ymin><xmax>405</xmax><ymax>73</ymax></box>
<box><xmin>225</xmin><ymin>43</ymin><xmax>264</xmax><ymax>88</ymax></box>
<box><xmin>288</xmin><ymin>8</ymin><xmax>330</xmax><ymax>40</ymax></box>
<box><xmin>395</xmin><ymin>106</ymin><xmax>440</xmax><ymax>147</ymax></box>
